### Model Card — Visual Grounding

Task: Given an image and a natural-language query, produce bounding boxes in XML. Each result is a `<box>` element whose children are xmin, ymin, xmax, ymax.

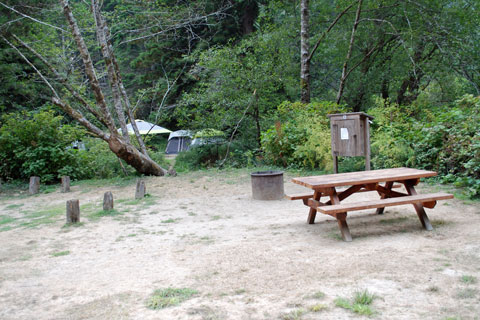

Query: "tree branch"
<box><xmin>0</xmin><ymin>1</ymin><xmax>67</xmax><ymax>32</ymax></box>
<box><xmin>307</xmin><ymin>2</ymin><xmax>355</xmax><ymax>62</ymax></box>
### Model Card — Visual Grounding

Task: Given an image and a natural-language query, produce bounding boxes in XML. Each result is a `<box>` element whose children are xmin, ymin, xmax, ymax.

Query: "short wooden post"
<box><xmin>66</xmin><ymin>199</ymin><xmax>80</xmax><ymax>223</ymax></box>
<box><xmin>29</xmin><ymin>176</ymin><xmax>40</xmax><ymax>195</ymax></box>
<box><xmin>103</xmin><ymin>191</ymin><xmax>114</xmax><ymax>211</ymax></box>
<box><xmin>135</xmin><ymin>180</ymin><xmax>146</xmax><ymax>199</ymax></box>
<box><xmin>61</xmin><ymin>176</ymin><xmax>70</xmax><ymax>193</ymax></box>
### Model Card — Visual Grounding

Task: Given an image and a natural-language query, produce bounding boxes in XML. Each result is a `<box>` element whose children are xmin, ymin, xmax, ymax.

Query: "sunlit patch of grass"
<box><xmin>4</xmin><ymin>203</ymin><xmax>24</xmax><ymax>210</ymax></box>
<box><xmin>51</xmin><ymin>250</ymin><xmax>70</xmax><ymax>257</ymax></box>
<box><xmin>460</xmin><ymin>275</ymin><xmax>477</xmax><ymax>284</ymax></box>
<box><xmin>280</xmin><ymin>308</ymin><xmax>306</xmax><ymax>320</ymax></box>
<box><xmin>0</xmin><ymin>215</ymin><xmax>16</xmax><ymax>225</ymax></box>
<box><xmin>310</xmin><ymin>303</ymin><xmax>328</xmax><ymax>312</ymax></box>
<box><xmin>146</xmin><ymin>287</ymin><xmax>198</xmax><ymax>309</ymax></box>
<box><xmin>18</xmin><ymin>206</ymin><xmax>64</xmax><ymax>229</ymax></box>
<box><xmin>334</xmin><ymin>289</ymin><xmax>377</xmax><ymax>316</ymax></box>
<box><xmin>73</xmin><ymin>176</ymin><xmax>137</xmax><ymax>189</ymax></box>
<box><xmin>87</xmin><ymin>209</ymin><xmax>122</xmax><ymax>221</ymax></box>
<box><xmin>456</xmin><ymin>288</ymin><xmax>477</xmax><ymax>299</ymax></box>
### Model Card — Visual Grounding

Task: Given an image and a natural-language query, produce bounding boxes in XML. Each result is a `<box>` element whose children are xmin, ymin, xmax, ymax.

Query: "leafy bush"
<box><xmin>174</xmin><ymin>143</ymin><xmax>227</xmax><ymax>172</ymax></box>
<box><xmin>261</xmin><ymin>101</ymin><xmax>346</xmax><ymax>170</ymax></box>
<box><xmin>0</xmin><ymin>110</ymin><xmax>86</xmax><ymax>182</ymax></box>
<box><xmin>369</xmin><ymin>95</ymin><xmax>480</xmax><ymax>198</ymax></box>
<box><xmin>412</xmin><ymin>95</ymin><xmax>480</xmax><ymax>197</ymax></box>
<box><xmin>368</xmin><ymin>100</ymin><xmax>416</xmax><ymax>169</ymax></box>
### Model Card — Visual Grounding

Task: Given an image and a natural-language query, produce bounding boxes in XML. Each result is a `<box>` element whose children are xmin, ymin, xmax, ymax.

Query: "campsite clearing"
<box><xmin>0</xmin><ymin>169</ymin><xmax>479</xmax><ymax>319</ymax></box>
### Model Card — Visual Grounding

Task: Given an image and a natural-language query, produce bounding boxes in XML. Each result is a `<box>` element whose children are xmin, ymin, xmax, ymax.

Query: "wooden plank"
<box><xmin>285</xmin><ymin>193</ymin><xmax>313</xmax><ymax>200</ymax></box>
<box><xmin>317</xmin><ymin>192</ymin><xmax>453</xmax><ymax>215</ymax></box>
<box><xmin>292</xmin><ymin>168</ymin><xmax>437</xmax><ymax>189</ymax></box>
<box><xmin>286</xmin><ymin>184</ymin><xmax>402</xmax><ymax>201</ymax></box>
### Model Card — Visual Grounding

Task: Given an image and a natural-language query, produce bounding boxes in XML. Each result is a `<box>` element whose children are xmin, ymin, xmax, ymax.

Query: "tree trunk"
<box><xmin>300</xmin><ymin>0</ymin><xmax>310</xmax><ymax>104</ymax></box>
<box><xmin>108</xmin><ymin>134</ymin><xmax>167</xmax><ymax>175</ymax></box>
<box><xmin>241</xmin><ymin>0</ymin><xmax>258</xmax><ymax>35</ymax></box>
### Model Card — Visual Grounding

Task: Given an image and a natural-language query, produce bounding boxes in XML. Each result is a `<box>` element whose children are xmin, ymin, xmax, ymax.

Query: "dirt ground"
<box><xmin>0</xmin><ymin>169</ymin><xmax>479</xmax><ymax>320</ymax></box>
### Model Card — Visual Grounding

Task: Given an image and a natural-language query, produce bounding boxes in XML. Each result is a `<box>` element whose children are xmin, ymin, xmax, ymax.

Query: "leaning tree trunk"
<box><xmin>108</xmin><ymin>134</ymin><xmax>167</xmax><ymax>175</ymax></box>
<box><xmin>61</xmin><ymin>0</ymin><xmax>167</xmax><ymax>175</ymax></box>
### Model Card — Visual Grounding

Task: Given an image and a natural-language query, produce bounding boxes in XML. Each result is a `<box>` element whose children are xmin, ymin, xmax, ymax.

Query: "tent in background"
<box><xmin>165</xmin><ymin>130</ymin><xmax>193</xmax><ymax>154</ymax></box>
<box><xmin>117</xmin><ymin>120</ymin><xmax>172</xmax><ymax>135</ymax></box>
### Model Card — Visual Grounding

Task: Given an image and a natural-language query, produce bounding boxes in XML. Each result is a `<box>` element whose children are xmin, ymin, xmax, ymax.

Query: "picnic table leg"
<box><xmin>376</xmin><ymin>181</ymin><xmax>394</xmax><ymax>215</ymax></box>
<box><xmin>404</xmin><ymin>181</ymin><xmax>433</xmax><ymax>231</ymax></box>
<box><xmin>307</xmin><ymin>190</ymin><xmax>322</xmax><ymax>224</ymax></box>
<box><xmin>330</xmin><ymin>189</ymin><xmax>352</xmax><ymax>242</ymax></box>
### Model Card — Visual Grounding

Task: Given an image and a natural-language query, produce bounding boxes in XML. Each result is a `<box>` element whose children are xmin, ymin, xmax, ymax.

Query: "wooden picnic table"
<box><xmin>288</xmin><ymin>168</ymin><xmax>454</xmax><ymax>242</ymax></box>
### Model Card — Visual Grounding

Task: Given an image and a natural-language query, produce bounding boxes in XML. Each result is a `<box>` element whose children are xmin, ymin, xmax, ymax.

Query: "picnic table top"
<box><xmin>292</xmin><ymin>167</ymin><xmax>437</xmax><ymax>189</ymax></box>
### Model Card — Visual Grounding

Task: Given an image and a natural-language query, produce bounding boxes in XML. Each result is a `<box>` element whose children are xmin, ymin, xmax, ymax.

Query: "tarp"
<box><xmin>168</xmin><ymin>130</ymin><xmax>193</xmax><ymax>140</ymax></box>
<box><xmin>117</xmin><ymin>120</ymin><xmax>172</xmax><ymax>135</ymax></box>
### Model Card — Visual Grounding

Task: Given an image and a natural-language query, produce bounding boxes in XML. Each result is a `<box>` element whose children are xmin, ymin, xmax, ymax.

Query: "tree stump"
<box><xmin>103</xmin><ymin>191</ymin><xmax>114</xmax><ymax>211</ymax></box>
<box><xmin>29</xmin><ymin>176</ymin><xmax>40</xmax><ymax>195</ymax></box>
<box><xmin>61</xmin><ymin>176</ymin><xmax>71</xmax><ymax>193</ymax></box>
<box><xmin>135</xmin><ymin>180</ymin><xmax>146</xmax><ymax>199</ymax></box>
<box><xmin>66</xmin><ymin>199</ymin><xmax>80</xmax><ymax>224</ymax></box>
<box><xmin>167</xmin><ymin>165</ymin><xmax>177</xmax><ymax>177</ymax></box>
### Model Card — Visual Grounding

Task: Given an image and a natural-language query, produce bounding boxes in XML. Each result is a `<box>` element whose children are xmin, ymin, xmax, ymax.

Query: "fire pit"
<box><xmin>250</xmin><ymin>171</ymin><xmax>284</xmax><ymax>200</ymax></box>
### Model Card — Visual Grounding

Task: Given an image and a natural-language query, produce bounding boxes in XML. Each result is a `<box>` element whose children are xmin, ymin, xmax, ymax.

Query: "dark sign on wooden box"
<box><xmin>327</xmin><ymin>112</ymin><xmax>374</xmax><ymax>173</ymax></box>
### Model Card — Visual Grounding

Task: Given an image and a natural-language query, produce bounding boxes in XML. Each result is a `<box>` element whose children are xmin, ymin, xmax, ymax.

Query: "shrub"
<box><xmin>368</xmin><ymin>95</ymin><xmax>480</xmax><ymax>198</ymax></box>
<box><xmin>174</xmin><ymin>143</ymin><xmax>227</xmax><ymax>172</ymax></box>
<box><xmin>0</xmin><ymin>109</ymin><xmax>86</xmax><ymax>182</ymax></box>
<box><xmin>261</xmin><ymin>101</ymin><xmax>346</xmax><ymax>170</ymax></box>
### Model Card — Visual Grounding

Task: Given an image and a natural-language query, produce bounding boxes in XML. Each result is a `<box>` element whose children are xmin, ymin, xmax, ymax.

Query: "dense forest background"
<box><xmin>0</xmin><ymin>0</ymin><xmax>479</xmax><ymax>197</ymax></box>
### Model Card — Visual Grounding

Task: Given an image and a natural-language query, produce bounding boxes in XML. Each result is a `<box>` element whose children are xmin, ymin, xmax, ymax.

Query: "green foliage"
<box><xmin>175</xmin><ymin>144</ymin><xmax>227</xmax><ymax>172</ymax></box>
<box><xmin>146</xmin><ymin>287</ymin><xmax>198</xmax><ymax>310</ymax></box>
<box><xmin>0</xmin><ymin>109</ymin><xmax>86</xmax><ymax>182</ymax></box>
<box><xmin>261</xmin><ymin>101</ymin><xmax>346</xmax><ymax>170</ymax></box>
<box><xmin>334</xmin><ymin>289</ymin><xmax>377</xmax><ymax>316</ymax></box>
<box><xmin>193</xmin><ymin>129</ymin><xmax>225</xmax><ymax>138</ymax></box>
<box><xmin>369</xmin><ymin>95</ymin><xmax>480</xmax><ymax>198</ymax></box>
<box><xmin>369</xmin><ymin>99</ymin><xmax>416</xmax><ymax>169</ymax></box>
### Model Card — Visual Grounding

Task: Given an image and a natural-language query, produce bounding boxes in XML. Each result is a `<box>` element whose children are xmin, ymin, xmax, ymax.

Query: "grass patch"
<box><xmin>310</xmin><ymin>291</ymin><xmax>326</xmax><ymax>300</ymax></box>
<box><xmin>334</xmin><ymin>289</ymin><xmax>377</xmax><ymax>316</ymax></box>
<box><xmin>146</xmin><ymin>287</ymin><xmax>198</xmax><ymax>309</ymax></box>
<box><xmin>15</xmin><ymin>206</ymin><xmax>65</xmax><ymax>229</ymax></box>
<box><xmin>280</xmin><ymin>308</ymin><xmax>306</xmax><ymax>320</ymax></box>
<box><xmin>62</xmin><ymin>222</ymin><xmax>85</xmax><ymax>229</ymax></box>
<box><xmin>73</xmin><ymin>176</ymin><xmax>137</xmax><ymax>189</ymax></box>
<box><xmin>87</xmin><ymin>209</ymin><xmax>122</xmax><ymax>221</ymax></box>
<box><xmin>4</xmin><ymin>203</ymin><xmax>24</xmax><ymax>210</ymax></box>
<box><xmin>0</xmin><ymin>216</ymin><xmax>16</xmax><ymax>225</ymax></box>
<box><xmin>455</xmin><ymin>288</ymin><xmax>477</xmax><ymax>299</ymax></box>
<box><xmin>460</xmin><ymin>275</ymin><xmax>477</xmax><ymax>284</ymax></box>
<box><xmin>51</xmin><ymin>250</ymin><xmax>70</xmax><ymax>257</ymax></box>
<box><xmin>161</xmin><ymin>218</ymin><xmax>179</xmax><ymax>224</ymax></box>
<box><xmin>427</xmin><ymin>286</ymin><xmax>440</xmax><ymax>293</ymax></box>
<box><xmin>309</xmin><ymin>303</ymin><xmax>328</xmax><ymax>312</ymax></box>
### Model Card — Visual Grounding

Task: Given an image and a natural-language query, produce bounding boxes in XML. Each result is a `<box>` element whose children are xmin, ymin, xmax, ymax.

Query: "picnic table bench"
<box><xmin>287</xmin><ymin>168</ymin><xmax>454</xmax><ymax>242</ymax></box>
